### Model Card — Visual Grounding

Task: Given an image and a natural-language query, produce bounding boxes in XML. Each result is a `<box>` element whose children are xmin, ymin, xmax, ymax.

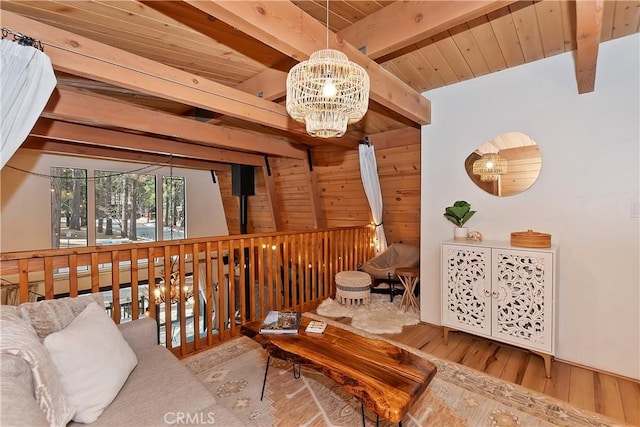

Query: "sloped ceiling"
<box><xmin>1</xmin><ymin>1</ymin><xmax>638</xmax><ymax>167</ymax></box>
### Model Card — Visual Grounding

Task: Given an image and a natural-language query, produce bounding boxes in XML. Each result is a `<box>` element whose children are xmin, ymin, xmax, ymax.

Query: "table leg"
<box><xmin>293</xmin><ymin>362</ymin><xmax>301</xmax><ymax>379</ymax></box>
<box><xmin>261</xmin><ymin>355</ymin><xmax>270</xmax><ymax>401</ymax></box>
<box><xmin>398</xmin><ymin>275</ymin><xmax>419</xmax><ymax>312</ymax></box>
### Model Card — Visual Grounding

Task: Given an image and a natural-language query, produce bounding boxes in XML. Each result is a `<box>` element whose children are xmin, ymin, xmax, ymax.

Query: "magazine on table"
<box><xmin>260</xmin><ymin>311</ymin><xmax>302</xmax><ymax>334</ymax></box>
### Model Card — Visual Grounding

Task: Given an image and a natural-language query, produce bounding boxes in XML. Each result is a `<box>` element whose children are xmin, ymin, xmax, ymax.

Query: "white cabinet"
<box><xmin>441</xmin><ymin>240</ymin><xmax>557</xmax><ymax>377</ymax></box>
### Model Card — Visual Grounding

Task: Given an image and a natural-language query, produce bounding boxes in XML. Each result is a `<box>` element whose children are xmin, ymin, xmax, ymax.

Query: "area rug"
<box><xmin>315</xmin><ymin>293</ymin><xmax>420</xmax><ymax>334</ymax></box>
<box><xmin>183</xmin><ymin>315</ymin><xmax>626</xmax><ymax>427</ymax></box>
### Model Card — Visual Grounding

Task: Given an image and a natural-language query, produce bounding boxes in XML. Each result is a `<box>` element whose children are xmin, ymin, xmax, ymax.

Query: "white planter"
<box><xmin>454</xmin><ymin>226</ymin><xmax>468</xmax><ymax>240</ymax></box>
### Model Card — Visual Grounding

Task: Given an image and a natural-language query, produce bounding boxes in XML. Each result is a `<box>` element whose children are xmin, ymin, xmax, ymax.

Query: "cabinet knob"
<box><xmin>484</xmin><ymin>289</ymin><xmax>491</xmax><ymax>297</ymax></box>
<box><xmin>492</xmin><ymin>290</ymin><xmax>499</xmax><ymax>298</ymax></box>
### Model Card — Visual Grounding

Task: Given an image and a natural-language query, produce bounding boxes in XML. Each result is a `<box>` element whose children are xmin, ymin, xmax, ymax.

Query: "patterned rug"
<box><xmin>315</xmin><ymin>293</ymin><xmax>420</xmax><ymax>334</ymax></box>
<box><xmin>183</xmin><ymin>315</ymin><xmax>626</xmax><ymax>427</ymax></box>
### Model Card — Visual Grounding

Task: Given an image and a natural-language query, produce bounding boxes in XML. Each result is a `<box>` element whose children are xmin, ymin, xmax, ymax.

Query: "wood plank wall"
<box><xmin>376</xmin><ymin>144</ymin><xmax>421</xmax><ymax>247</ymax></box>
<box><xmin>500</xmin><ymin>157</ymin><xmax>542</xmax><ymax>197</ymax></box>
<box><xmin>312</xmin><ymin>146</ymin><xmax>371</xmax><ymax>228</ymax></box>
<box><xmin>218</xmin><ymin>169</ymin><xmax>276</xmax><ymax>235</ymax></box>
<box><xmin>249</xmin><ymin>169</ymin><xmax>276</xmax><ymax>233</ymax></box>
<box><xmin>219</xmin><ymin>143</ymin><xmax>421</xmax><ymax>248</ymax></box>
<box><xmin>218</xmin><ymin>170</ymin><xmax>240</xmax><ymax>234</ymax></box>
<box><xmin>270</xmin><ymin>157</ymin><xmax>318</xmax><ymax>231</ymax></box>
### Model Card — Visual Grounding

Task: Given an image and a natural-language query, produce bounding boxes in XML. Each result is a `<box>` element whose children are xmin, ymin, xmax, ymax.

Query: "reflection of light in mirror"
<box><xmin>465</xmin><ymin>132</ymin><xmax>542</xmax><ymax>197</ymax></box>
<box><xmin>472</xmin><ymin>153</ymin><xmax>508</xmax><ymax>182</ymax></box>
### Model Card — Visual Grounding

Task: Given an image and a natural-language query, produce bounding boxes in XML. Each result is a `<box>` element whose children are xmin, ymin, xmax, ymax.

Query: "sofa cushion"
<box><xmin>44</xmin><ymin>302</ymin><xmax>137</xmax><ymax>423</ymax></box>
<box><xmin>20</xmin><ymin>293</ymin><xmax>105</xmax><ymax>340</ymax></box>
<box><xmin>0</xmin><ymin>305</ymin><xmax>74</xmax><ymax>426</ymax></box>
<box><xmin>80</xmin><ymin>346</ymin><xmax>222</xmax><ymax>426</ymax></box>
<box><xmin>117</xmin><ymin>316</ymin><xmax>158</xmax><ymax>355</ymax></box>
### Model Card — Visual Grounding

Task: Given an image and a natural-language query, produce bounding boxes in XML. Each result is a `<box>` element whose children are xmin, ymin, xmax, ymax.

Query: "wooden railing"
<box><xmin>0</xmin><ymin>226</ymin><xmax>374</xmax><ymax>357</ymax></box>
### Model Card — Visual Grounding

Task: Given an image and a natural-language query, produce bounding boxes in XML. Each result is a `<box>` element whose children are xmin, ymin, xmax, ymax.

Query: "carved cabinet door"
<box><xmin>491</xmin><ymin>248</ymin><xmax>554</xmax><ymax>353</ymax></box>
<box><xmin>441</xmin><ymin>244</ymin><xmax>492</xmax><ymax>338</ymax></box>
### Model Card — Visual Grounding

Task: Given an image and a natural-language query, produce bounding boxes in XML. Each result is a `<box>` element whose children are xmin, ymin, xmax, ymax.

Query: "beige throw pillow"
<box><xmin>0</xmin><ymin>305</ymin><xmax>74</xmax><ymax>426</ymax></box>
<box><xmin>44</xmin><ymin>302</ymin><xmax>137</xmax><ymax>423</ymax></box>
<box><xmin>20</xmin><ymin>293</ymin><xmax>105</xmax><ymax>340</ymax></box>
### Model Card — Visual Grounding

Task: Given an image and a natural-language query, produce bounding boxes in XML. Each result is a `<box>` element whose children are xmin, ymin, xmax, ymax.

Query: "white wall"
<box><xmin>0</xmin><ymin>150</ymin><xmax>229</xmax><ymax>252</ymax></box>
<box><xmin>420</xmin><ymin>34</ymin><xmax>639</xmax><ymax>379</ymax></box>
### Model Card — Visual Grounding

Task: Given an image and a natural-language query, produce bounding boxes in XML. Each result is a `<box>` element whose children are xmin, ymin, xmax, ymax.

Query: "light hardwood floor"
<box><xmin>392</xmin><ymin>323</ymin><xmax>640</xmax><ymax>426</ymax></box>
<box><xmin>331</xmin><ymin>319</ymin><xmax>640</xmax><ymax>426</ymax></box>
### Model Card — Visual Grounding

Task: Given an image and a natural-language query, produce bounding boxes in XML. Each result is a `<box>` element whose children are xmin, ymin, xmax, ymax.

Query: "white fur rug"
<box><xmin>315</xmin><ymin>293</ymin><xmax>420</xmax><ymax>334</ymax></box>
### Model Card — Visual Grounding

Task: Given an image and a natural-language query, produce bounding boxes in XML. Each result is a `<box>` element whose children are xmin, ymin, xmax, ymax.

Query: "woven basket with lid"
<box><xmin>511</xmin><ymin>230</ymin><xmax>551</xmax><ymax>248</ymax></box>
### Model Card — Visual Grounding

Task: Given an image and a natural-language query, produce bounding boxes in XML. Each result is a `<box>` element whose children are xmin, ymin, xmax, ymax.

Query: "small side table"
<box><xmin>335</xmin><ymin>271</ymin><xmax>372</xmax><ymax>306</ymax></box>
<box><xmin>395</xmin><ymin>267</ymin><xmax>420</xmax><ymax>312</ymax></box>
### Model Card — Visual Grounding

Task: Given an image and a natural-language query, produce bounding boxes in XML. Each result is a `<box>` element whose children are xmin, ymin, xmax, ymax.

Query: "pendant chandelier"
<box><xmin>473</xmin><ymin>153</ymin><xmax>508</xmax><ymax>182</ymax></box>
<box><xmin>285</xmin><ymin>1</ymin><xmax>370</xmax><ymax>138</ymax></box>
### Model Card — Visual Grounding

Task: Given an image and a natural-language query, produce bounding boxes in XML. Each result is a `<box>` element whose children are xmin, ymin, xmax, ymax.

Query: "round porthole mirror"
<box><xmin>465</xmin><ymin>132</ymin><xmax>542</xmax><ymax>197</ymax></box>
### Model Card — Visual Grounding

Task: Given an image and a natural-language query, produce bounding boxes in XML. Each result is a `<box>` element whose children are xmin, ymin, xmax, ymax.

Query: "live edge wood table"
<box><xmin>241</xmin><ymin>317</ymin><xmax>437</xmax><ymax>425</ymax></box>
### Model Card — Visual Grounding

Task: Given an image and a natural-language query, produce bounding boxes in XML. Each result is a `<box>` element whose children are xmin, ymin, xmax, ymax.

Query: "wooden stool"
<box><xmin>335</xmin><ymin>271</ymin><xmax>372</xmax><ymax>306</ymax></box>
<box><xmin>395</xmin><ymin>267</ymin><xmax>420</xmax><ymax>312</ymax></box>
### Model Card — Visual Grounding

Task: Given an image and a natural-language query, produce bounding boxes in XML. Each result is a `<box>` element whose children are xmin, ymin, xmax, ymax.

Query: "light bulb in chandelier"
<box><xmin>322</xmin><ymin>77</ymin><xmax>337</xmax><ymax>97</ymax></box>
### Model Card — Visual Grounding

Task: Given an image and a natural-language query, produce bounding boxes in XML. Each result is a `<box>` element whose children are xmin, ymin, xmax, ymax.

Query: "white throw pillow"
<box><xmin>43</xmin><ymin>302</ymin><xmax>137</xmax><ymax>423</ymax></box>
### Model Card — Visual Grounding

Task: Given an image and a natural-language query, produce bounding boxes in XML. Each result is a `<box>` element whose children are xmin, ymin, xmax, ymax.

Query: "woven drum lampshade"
<box><xmin>472</xmin><ymin>153</ymin><xmax>508</xmax><ymax>182</ymax></box>
<box><xmin>286</xmin><ymin>49</ymin><xmax>370</xmax><ymax>138</ymax></box>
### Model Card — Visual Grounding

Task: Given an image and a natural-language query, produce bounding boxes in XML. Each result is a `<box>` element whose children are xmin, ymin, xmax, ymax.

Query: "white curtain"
<box><xmin>1</xmin><ymin>38</ymin><xmax>57</xmax><ymax>169</ymax></box>
<box><xmin>359</xmin><ymin>142</ymin><xmax>388</xmax><ymax>254</ymax></box>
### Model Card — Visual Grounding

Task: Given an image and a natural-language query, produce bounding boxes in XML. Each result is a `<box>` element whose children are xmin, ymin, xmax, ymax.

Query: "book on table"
<box><xmin>260</xmin><ymin>311</ymin><xmax>302</xmax><ymax>334</ymax></box>
<box><xmin>305</xmin><ymin>321</ymin><xmax>327</xmax><ymax>334</ymax></box>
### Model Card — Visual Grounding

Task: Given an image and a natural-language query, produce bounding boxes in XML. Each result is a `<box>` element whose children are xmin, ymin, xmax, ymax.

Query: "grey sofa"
<box><xmin>0</xmin><ymin>297</ymin><xmax>244</xmax><ymax>426</ymax></box>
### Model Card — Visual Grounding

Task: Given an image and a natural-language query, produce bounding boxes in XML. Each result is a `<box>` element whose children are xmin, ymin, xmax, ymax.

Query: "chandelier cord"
<box><xmin>285</xmin><ymin>1</ymin><xmax>370</xmax><ymax>138</ymax></box>
<box><xmin>325</xmin><ymin>0</ymin><xmax>329</xmax><ymax>50</ymax></box>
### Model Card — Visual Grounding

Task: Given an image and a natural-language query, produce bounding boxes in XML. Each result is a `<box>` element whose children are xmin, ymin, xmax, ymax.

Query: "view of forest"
<box><xmin>50</xmin><ymin>167</ymin><xmax>185</xmax><ymax>248</ymax></box>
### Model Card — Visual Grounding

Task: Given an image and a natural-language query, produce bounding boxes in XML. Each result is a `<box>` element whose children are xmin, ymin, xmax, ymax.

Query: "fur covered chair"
<box><xmin>361</xmin><ymin>243</ymin><xmax>420</xmax><ymax>301</ymax></box>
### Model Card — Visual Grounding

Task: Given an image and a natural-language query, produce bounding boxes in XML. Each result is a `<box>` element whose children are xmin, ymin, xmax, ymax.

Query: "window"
<box><xmin>95</xmin><ymin>171</ymin><xmax>156</xmax><ymax>245</ymax></box>
<box><xmin>50</xmin><ymin>167</ymin><xmax>87</xmax><ymax>248</ymax></box>
<box><xmin>50</xmin><ymin>169</ymin><xmax>187</xmax><ymax>248</ymax></box>
<box><xmin>162</xmin><ymin>176</ymin><xmax>186</xmax><ymax>240</ymax></box>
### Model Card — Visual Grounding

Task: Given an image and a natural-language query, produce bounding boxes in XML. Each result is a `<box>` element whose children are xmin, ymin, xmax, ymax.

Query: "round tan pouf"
<box><xmin>335</xmin><ymin>271</ymin><xmax>372</xmax><ymax>307</ymax></box>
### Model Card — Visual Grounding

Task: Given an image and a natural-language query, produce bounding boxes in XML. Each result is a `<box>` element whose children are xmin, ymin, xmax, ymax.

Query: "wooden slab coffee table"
<box><xmin>241</xmin><ymin>316</ymin><xmax>437</xmax><ymax>425</ymax></box>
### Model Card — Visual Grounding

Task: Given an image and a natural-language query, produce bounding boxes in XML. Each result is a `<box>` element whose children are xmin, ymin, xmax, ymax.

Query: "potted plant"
<box><xmin>444</xmin><ymin>200</ymin><xmax>476</xmax><ymax>240</ymax></box>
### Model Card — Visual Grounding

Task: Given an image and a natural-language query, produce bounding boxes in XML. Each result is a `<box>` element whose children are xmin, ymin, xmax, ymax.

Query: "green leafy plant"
<box><xmin>444</xmin><ymin>200</ymin><xmax>476</xmax><ymax>227</ymax></box>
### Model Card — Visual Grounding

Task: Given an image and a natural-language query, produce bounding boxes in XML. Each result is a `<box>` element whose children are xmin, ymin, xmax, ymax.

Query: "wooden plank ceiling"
<box><xmin>1</xmin><ymin>0</ymin><xmax>638</xmax><ymax>168</ymax></box>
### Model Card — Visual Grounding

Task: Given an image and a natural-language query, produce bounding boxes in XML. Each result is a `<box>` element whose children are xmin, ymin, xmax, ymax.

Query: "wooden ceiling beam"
<box><xmin>369</xmin><ymin>127</ymin><xmax>421</xmax><ymax>150</ymax></box>
<box><xmin>22</xmin><ymin>138</ymin><xmax>231</xmax><ymax>171</ymax></box>
<box><xmin>185</xmin><ymin>1</ymin><xmax>431</xmax><ymax>125</ymax></box>
<box><xmin>338</xmin><ymin>1</ymin><xmax>516</xmax><ymax>60</ymax></box>
<box><xmin>205</xmin><ymin>68</ymin><xmax>286</xmax><ymax>126</ymax></box>
<box><xmin>41</xmin><ymin>88</ymin><xmax>306</xmax><ymax>160</ymax></box>
<box><xmin>0</xmin><ymin>10</ymin><xmax>315</xmax><ymax>141</ymax></box>
<box><xmin>576</xmin><ymin>0</ymin><xmax>605</xmax><ymax>94</ymax></box>
<box><xmin>234</xmin><ymin>68</ymin><xmax>288</xmax><ymax>101</ymax></box>
<box><xmin>30</xmin><ymin>119</ymin><xmax>265</xmax><ymax>167</ymax></box>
